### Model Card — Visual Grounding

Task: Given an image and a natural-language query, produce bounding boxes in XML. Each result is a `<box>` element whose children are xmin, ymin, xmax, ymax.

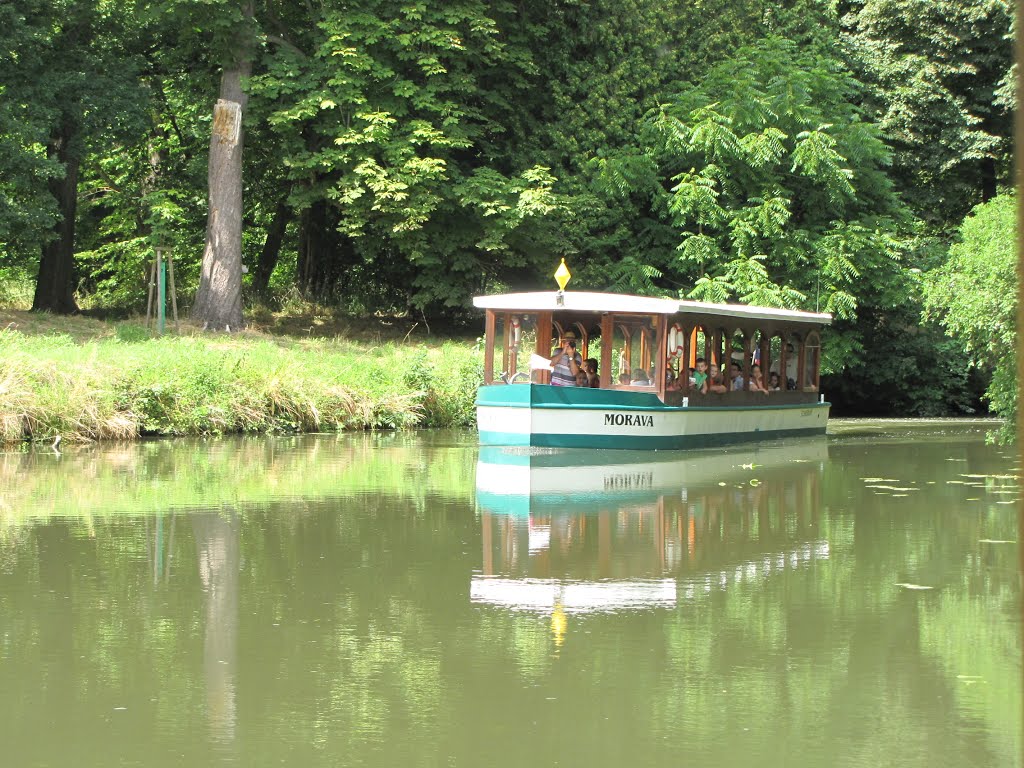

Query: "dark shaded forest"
<box><xmin>0</xmin><ymin>0</ymin><xmax>1015</xmax><ymax>419</ymax></box>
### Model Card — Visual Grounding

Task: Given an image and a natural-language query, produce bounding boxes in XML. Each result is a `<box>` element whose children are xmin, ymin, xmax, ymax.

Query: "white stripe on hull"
<box><xmin>477</xmin><ymin>403</ymin><xmax>828</xmax><ymax>441</ymax></box>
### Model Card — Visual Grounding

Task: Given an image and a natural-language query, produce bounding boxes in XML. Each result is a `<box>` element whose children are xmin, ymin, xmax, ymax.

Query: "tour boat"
<box><xmin>474</xmin><ymin>281</ymin><xmax>831</xmax><ymax>450</ymax></box>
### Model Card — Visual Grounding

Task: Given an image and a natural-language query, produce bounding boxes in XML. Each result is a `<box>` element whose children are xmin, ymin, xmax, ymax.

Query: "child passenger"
<box><xmin>692</xmin><ymin>357</ymin><xmax>709</xmax><ymax>394</ymax></box>
<box><xmin>749</xmin><ymin>364</ymin><xmax>770</xmax><ymax>394</ymax></box>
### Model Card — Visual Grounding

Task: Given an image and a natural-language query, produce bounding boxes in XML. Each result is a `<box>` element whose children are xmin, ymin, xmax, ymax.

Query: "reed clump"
<box><xmin>0</xmin><ymin>324</ymin><xmax>482</xmax><ymax>444</ymax></box>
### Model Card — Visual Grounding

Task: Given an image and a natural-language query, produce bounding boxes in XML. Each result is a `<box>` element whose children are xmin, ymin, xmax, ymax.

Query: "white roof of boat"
<box><xmin>473</xmin><ymin>291</ymin><xmax>832</xmax><ymax>325</ymax></box>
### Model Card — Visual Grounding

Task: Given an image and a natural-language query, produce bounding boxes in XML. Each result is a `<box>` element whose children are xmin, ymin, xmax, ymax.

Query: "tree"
<box><xmin>641</xmin><ymin>38</ymin><xmax>908</xmax><ymax>335</ymax></box>
<box><xmin>249</xmin><ymin>0</ymin><xmax>564</xmax><ymax>314</ymax></box>
<box><xmin>0</xmin><ymin>3</ymin><xmax>61</xmax><ymax>287</ymax></box>
<box><xmin>923</xmin><ymin>192</ymin><xmax>1016</xmax><ymax>438</ymax></box>
<box><xmin>841</xmin><ymin>0</ymin><xmax>1014</xmax><ymax>227</ymax></box>
<box><xmin>0</xmin><ymin>0</ymin><xmax>148</xmax><ymax>314</ymax></box>
<box><xmin>191</xmin><ymin>1</ymin><xmax>255</xmax><ymax>331</ymax></box>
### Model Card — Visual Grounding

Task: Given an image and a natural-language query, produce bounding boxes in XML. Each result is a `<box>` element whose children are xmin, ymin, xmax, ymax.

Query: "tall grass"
<box><xmin>0</xmin><ymin>325</ymin><xmax>483</xmax><ymax>444</ymax></box>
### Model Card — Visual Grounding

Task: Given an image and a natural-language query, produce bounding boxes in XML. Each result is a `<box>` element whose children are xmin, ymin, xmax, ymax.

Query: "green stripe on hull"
<box><xmin>476</xmin><ymin>384</ymin><xmax>829</xmax><ymax>413</ymax></box>
<box><xmin>478</xmin><ymin>427</ymin><xmax>826</xmax><ymax>450</ymax></box>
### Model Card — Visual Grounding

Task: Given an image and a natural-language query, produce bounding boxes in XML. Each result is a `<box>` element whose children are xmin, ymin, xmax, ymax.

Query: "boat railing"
<box><xmin>499</xmin><ymin>371</ymin><xmax>531</xmax><ymax>384</ymax></box>
<box><xmin>666</xmin><ymin>389</ymin><xmax>822</xmax><ymax>407</ymax></box>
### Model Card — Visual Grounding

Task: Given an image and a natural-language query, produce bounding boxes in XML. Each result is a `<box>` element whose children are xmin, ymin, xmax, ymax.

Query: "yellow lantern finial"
<box><xmin>554</xmin><ymin>259</ymin><xmax>571</xmax><ymax>292</ymax></box>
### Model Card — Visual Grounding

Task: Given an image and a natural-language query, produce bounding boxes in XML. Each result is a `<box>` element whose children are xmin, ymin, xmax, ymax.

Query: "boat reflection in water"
<box><xmin>472</xmin><ymin>439</ymin><xmax>829</xmax><ymax>623</ymax></box>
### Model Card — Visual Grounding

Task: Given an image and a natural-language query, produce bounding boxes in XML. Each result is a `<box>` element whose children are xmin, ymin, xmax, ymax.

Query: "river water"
<box><xmin>0</xmin><ymin>421</ymin><xmax>1019</xmax><ymax>767</ymax></box>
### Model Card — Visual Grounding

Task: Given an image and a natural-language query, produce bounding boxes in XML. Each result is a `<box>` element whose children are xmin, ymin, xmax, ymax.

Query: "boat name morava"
<box><xmin>604</xmin><ymin>413</ymin><xmax>654</xmax><ymax>428</ymax></box>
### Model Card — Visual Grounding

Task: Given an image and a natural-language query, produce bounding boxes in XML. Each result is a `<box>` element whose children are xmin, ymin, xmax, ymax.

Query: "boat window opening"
<box><xmin>571</xmin><ymin>321</ymin><xmax>591</xmax><ymax>359</ymax></box>
<box><xmin>728</xmin><ymin>328</ymin><xmax>748</xmax><ymax>389</ymax></box>
<box><xmin>692</xmin><ymin>326</ymin><xmax>711</xmax><ymax>369</ymax></box>
<box><xmin>749</xmin><ymin>329</ymin><xmax>768</xmax><ymax>389</ymax></box>
<box><xmin>610</xmin><ymin>314</ymin><xmax>658</xmax><ymax>387</ymax></box>
<box><xmin>761</xmin><ymin>329</ymin><xmax>772</xmax><ymax>383</ymax></box>
<box><xmin>768</xmin><ymin>333</ymin><xmax>786</xmax><ymax>389</ymax></box>
<box><xmin>539</xmin><ymin>316</ymin><xmax>605</xmax><ymax>386</ymax></box>
<box><xmin>665</xmin><ymin>321</ymin><xmax>695</xmax><ymax>388</ymax></box>
<box><xmin>785</xmin><ymin>333</ymin><xmax>803</xmax><ymax>391</ymax></box>
<box><xmin>710</xmin><ymin>328</ymin><xmax>726</xmax><ymax>371</ymax></box>
<box><xmin>804</xmin><ymin>331</ymin><xmax>822</xmax><ymax>391</ymax></box>
<box><xmin>494</xmin><ymin>312</ymin><xmax>541</xmax><ymax>384</ymax></box>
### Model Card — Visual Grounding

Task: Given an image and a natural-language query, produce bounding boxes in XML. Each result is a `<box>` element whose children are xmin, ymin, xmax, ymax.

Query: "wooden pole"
<box><xmin>600</xmin><ymin>313</ymin><xmax>613</xmax><ymax>389</ymax></box>
<box><xmin>484</xmin><ymin>309</ymin><xmax>496</xmax><ymax>384</ymax></box>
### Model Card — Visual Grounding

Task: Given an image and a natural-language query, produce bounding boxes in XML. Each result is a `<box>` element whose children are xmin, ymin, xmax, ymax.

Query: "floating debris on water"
<box><xmin>978</xmin><ymin>539</ymin><xmax>1016</xmax><ymax>544</ymax></box>
<box><xmin>895</xmin><ymin>583</ymin><xmax>934</xmax><ymax>590</ymax></box>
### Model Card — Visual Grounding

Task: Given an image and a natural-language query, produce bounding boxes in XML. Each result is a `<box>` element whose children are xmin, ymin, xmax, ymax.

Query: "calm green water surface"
<box><xmin>0</xmin><ymin>422</ymin><xmax>1019</xmax><ymax>767</ymax></box>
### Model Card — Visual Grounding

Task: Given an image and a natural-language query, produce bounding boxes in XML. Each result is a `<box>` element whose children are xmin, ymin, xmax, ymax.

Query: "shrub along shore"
<box><xmin>0</xmin><ymin>312</ymin><xmax>482</xmax><ymax>445</ymax></box>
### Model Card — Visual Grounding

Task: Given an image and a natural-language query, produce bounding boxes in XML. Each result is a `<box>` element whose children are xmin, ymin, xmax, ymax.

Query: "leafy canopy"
<box><xmin>641</xmin><ymin>36</ymin><xmax>908</xmax><ymax>333</ymax></box>
<box><xmin>923</xmin><ymin>192</ymin><xmax>1016</xmax><ymax>438</ymax></box>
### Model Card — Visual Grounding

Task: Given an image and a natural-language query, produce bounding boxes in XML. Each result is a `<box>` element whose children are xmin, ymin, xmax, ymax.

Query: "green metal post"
<box><xmin>158</xmin><ymin>251</ymin><xmax>166</xmax><ymax>335</ymax></box>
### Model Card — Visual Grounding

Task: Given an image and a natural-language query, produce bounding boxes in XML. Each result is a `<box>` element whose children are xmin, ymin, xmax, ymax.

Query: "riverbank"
<box><xmin>0</xmin><ymin>310</ymin><xmax>482</xmax><ymax>444</ymax></box>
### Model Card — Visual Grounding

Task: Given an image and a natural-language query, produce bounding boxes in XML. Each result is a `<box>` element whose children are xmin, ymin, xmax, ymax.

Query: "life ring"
<box><xmin>667</xmin><ymin>323</ymin><xmax>684</xmax><ymax>358</ymax></box>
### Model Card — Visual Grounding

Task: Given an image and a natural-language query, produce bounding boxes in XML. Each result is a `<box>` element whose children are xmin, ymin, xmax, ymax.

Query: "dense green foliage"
<box><xmin>924</xmin><ymin>193</ymin><xmax>1016</xmax><ymax>438</ymax></box>
<box><xmin>0</xmin><ymin>0</ymin><xmax>1014</xmax><ymax>423</ymax></box>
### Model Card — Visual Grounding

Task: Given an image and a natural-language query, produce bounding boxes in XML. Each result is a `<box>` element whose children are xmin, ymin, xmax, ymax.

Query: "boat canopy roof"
<box><xmin>473</xmin><ymin>291</ymin><xmax>832</xmax><ymax>326</ymax></box>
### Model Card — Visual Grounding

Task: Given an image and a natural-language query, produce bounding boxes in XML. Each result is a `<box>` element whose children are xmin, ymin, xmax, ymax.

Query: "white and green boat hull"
<box><xmin>476</xmin><ymin>384</ymin><xmax>829</xmax><ymax>450</ymax></box>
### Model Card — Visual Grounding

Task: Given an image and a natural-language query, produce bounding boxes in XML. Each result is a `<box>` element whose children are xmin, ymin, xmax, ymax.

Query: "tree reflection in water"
<box><xmin>193</xmin><ymin>509</ymin><xmax>240</xmax><ymax>746</ymax></box>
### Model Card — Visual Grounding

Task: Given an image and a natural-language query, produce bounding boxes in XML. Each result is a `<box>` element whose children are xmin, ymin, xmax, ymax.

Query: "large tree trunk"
<box><xmin>32</xmin><ymin>117</ymin><xmax>80</xmax><ymax>314</ymax></box>
<box><xmin>192</xmin><ymin>3</ymin><xmax>254</xmax><ymax>331</ymax></box>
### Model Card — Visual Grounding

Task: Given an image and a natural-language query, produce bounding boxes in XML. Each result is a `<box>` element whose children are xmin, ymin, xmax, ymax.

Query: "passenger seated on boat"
<box><xmin>768</xmin><ymin>371</ymin><xmax>781</xmax><ymax>391</ymax></box>
<box><xmin>708</xmin><ymin>364</ymin><xmax>728</xmax><ymax>393</ymax></box>
<box><xmin>691</xmin><ymin>358</ymin><xmax>709</xmax><ymax>394</ymax></box>
<box><xmin>630</xmin><ymin>369</ymin><xmax>652</xmax><ymax>386</ymax></box>
<box><xmin>729</xmin><ymin>362</ymin><xmax>745</xmax><ymax>391</ymax></box>
<box><xmin>667</xmin><ymin>367</ymin><xmax>690</xmax><ymax>391</ymax></box>
<box><xmin>575</xmin><ymin>369</ymin><xmax>589</xmax><ymax>386</ymax></box>
<box><xmin>585</xmin><ymin>358</ymin><xmax>600</xmax><ymax>387</ymax></box>
<box><xmin>749</xmin><ymin>364</ymin><xmax>770</xmax><ymax>394</ymax></box>
<box><xmin>549</xmin><ymin>331</ymin><xmax>583</xmax><ymax>386</ymax></box>
<box><xmin>618</xmin><ymin>372</ymin><xmax>632</xmax><ymax>385</ymax></box>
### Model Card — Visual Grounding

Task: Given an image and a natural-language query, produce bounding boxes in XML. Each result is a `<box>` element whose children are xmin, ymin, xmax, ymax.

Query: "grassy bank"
<box><xmin>0</xmin><ymin>312</ymin><xmax>482</xmax><ymax>444</ymax></box>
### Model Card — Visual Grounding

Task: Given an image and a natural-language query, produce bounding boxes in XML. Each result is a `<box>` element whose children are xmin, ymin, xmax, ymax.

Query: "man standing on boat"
<box><xmin>549</xmin><ymin>331</ymin><xmax>583</xmax><ymax>386</ymax></box>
